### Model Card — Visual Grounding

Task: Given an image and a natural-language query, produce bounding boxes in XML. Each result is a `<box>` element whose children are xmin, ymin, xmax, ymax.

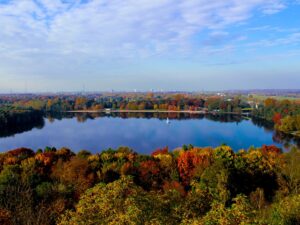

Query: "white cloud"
<box><xmin>246</xmin><ymin>25</ymin><xmax>298</xmax><ymax>32</ymax></box>
<box><xmin>0</xmin><ymin>0</ymin><xmax>287</xmax><ymax>61</ymax></box>
<box><xmin>247</xmin><ymin>32</ymin><xmax>300</xmax><ymax>47</ymax></box>
<box><xmin>2</xmin><ymin>0</ymin><xmax>299</xmax><ymax>93</ymax></box>
<box><xmin>261</xmin><ymin>2</ymin><xmax>286</xmax><ymax>14</ymax></box>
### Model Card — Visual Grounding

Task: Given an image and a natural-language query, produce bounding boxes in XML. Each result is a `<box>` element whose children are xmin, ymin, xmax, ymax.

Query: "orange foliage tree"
<box><xmin>138</xmin><ymin>160</ymin><xmax>161</xmax><ymax>190</ymax></box>
<box><xmin>177</xmin><ymin>148</ymin><xmax>213</xmax><ymax>186</ymax></box>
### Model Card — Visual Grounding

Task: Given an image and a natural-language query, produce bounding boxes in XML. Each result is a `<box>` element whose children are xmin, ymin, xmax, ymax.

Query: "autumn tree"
<box><xmin>51</xmin><ymin>156</ymin><xmax>95</xmax><ymax>197</ymax></box>
<box><xmin>58</xmin><ymin>176</ymin><xmax>174</xmax><ymax>225</ymax></box>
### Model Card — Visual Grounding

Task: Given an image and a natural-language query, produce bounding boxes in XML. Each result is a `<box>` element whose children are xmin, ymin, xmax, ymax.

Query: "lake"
<box><xmin>0</xmin><ymin>112</ymin><xmax>298</xmax><ymax>153</ymax></box>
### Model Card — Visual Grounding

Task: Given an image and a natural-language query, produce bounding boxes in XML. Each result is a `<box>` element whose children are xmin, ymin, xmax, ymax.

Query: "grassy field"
<box><xmin>251</xmin><ymin>94</ymin><xmax>300</xmax><ymax>101</ymax></box>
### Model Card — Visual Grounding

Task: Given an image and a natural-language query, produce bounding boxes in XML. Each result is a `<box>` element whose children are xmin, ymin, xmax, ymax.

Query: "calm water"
<box><xmin>0</xmin><ymin>113</ymin><xmax>298</xmax><ymax>153</ymax></box>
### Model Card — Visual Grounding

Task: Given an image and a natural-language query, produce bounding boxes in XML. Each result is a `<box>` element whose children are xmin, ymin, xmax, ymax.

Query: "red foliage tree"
<box><xmin>261</xmin><ymin>145</ymin><xmax>282</xmax><ymax>156</ymax></box>
<box><xmin>151</xmin><ymin>147</ymin><xmax>169</xmax><ymax>157</ymax></box>
<box><xmin>138</xmin><ymin>160</ymin><xmax>161</xmax><ymax>189</ymax></box>
<box><xmin>163</xmin><ymin>180</ymin><xmax>186</xmax><ymax>196</ymax></box>
<box><xmin>7</xmin><ymin>148</ymin><xmax>34</xmax><ymax>159</ymax></box>
<box><xmin>177</xmin><ymin>151</ymin><xmax>195</xmax><ymax>186</ymax></box>
<box><xmin>272</xmin><ymin>113</ymin><xmax>282</xmax><ymax>125</ymax></box>
<box><xmin>177</xmin><ymin>148</ymin><xmax>213</xmax><ymax>186</ymax></box>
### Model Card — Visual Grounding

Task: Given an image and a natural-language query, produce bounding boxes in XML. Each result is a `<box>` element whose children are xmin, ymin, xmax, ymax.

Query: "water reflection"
<box><xmin>0</xmin><ymin>112</ymin><xmax>299</xmax><ymax>152</ymax></box>
<box><xmin>46</xmin><ymin>112</ymin><xmax>244</xmax><ymax>123</ymax></box>
<box><xmin>0</xmin><ymin>111</ymin><xmax>44</xmax><ymax>138</ymax></box>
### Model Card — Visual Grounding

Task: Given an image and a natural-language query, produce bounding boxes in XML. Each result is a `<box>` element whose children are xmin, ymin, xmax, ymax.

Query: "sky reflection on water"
<box><xmin>0</xmin><ymin>114</ymin><xmax>296</xmax><ymax>153</ymax></box>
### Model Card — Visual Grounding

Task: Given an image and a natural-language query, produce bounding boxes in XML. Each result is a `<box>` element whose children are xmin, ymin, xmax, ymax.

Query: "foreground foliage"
<box><xmin>0</xmin><ymin>145</ymin><xmax>300</xmax><ymax>224</ymax></box>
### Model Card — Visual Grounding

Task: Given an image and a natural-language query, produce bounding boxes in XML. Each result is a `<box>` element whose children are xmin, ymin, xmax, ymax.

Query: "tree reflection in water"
<box><xmin>1</xmin><ymin>112</ymin><xmax>299</xmax><ymax>150</ymax></box>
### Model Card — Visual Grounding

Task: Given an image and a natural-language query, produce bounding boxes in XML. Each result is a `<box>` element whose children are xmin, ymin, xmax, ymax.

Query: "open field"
<box><xmin>252</xmin><ymin>94</ymin><xmax>300</xmax><ymax>101</ymax></box>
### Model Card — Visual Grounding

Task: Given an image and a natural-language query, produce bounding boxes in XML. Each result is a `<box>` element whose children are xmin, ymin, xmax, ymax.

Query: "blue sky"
<box><xmin>0</xmin><ymin>0</ymin><xmax>299</xmax><ymax>92</ymax></box>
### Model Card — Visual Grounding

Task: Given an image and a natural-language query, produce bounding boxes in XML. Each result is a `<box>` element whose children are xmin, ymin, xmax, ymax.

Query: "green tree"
<box><xmin>59</xmin><ymin>176</ymin><xmax>171</xmax><ymax>225</ymax></box>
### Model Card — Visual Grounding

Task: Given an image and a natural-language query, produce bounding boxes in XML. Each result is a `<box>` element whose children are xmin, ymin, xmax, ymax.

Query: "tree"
<box><xmin>177</xmin><ymin>151</ymin><xmax>196</xmax><ymax>186</ymax></box>
<box><xmin>51</xmin><ymin>157</ymin><xmax>94</xmax><ymax>197</ymax></box>
<box><xmin>74</xmin><ymin>97</ymin><xmax>88</xmax><ymax>110</ymax></box>
<box><xmin>264</xmin><ymin>98</ymin><xmax>277</xmax><ymax>107</ymax></box>
<box><xmin>197</xmin><ymin>195</ymin><xmax>256</xmax><ymax>225</ymax></box>
<box><xmin>0</xmin><ymin>165</ymin><xmax>51</xmax><ymax>225</ymax></box>
<box><xmin>282</xmin><ymin>147</ymin><xmax>300</xmax><ymax>194</ymax></box>
<box><xmin>0</xmin><ymin>208</ymin><xmax>11</xmax><ymax>225</ymax></box>
<box><xmin>59</xmin><ymin>176</ymin><xmax>168</xmax><ymax>225</ymax></box>
<box><xmin>273</xmin><ymin>112</ymin><xmax>282</xmax><ymax>125</ymax></box>
<box><xmin>137</xmin><ymin>160</ymin><xmax>162</xmax><ymax>190</ymax></box>
<box><xmin>269</xmin><ymin>194</ymin><xmax>300</xmax><ymax>225</ymax></box>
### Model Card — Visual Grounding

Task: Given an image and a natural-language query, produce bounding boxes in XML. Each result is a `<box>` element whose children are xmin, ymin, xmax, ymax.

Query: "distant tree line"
<box><xmin>2</xmin><ymin>93</ymin><xmax>253</xmax><ymax>113</ymax></box>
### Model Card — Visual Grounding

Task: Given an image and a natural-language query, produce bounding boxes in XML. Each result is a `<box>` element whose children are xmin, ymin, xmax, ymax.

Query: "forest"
<box><xmin>0</xmin><ymin>144</ymin><xmax>300</xmax><ymax>225</ymax></box>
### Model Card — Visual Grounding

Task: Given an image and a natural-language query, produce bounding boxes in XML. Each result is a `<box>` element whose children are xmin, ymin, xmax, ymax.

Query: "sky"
<box><xmin>0</xmin><ymin>0</ymin><xmax>300</xmax><ymax>92</ymax></box>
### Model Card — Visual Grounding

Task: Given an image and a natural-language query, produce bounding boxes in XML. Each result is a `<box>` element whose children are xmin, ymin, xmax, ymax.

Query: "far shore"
<box><xmin>66</xmin><ymin>109</ymin><xmax>207</xmax><ymax>114</ymax></box>
<box><xmin>65</xmin><ymin>109</ymin><xmax>248</xmax><ymax>115</ymax></box>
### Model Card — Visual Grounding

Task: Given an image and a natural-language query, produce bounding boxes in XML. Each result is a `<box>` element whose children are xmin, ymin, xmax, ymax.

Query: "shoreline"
<box><xmin>66</xmin><ymin>109</ymin><xmax>207</xmax><ymax>114</ymax></box>
<box><xmin>64</xmin><ymin>109</ymin><xmax>247</xmax><ymax>115</ymax></box>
